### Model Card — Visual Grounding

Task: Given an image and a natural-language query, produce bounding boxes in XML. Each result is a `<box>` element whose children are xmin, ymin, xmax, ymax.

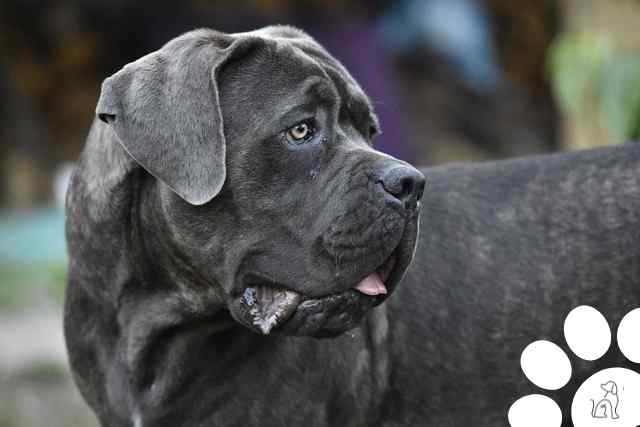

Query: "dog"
<box><xmin>590</xmin><ymin>381</ymin><xmax>619</xmax><ymax>419</ymax></box>
<box><xmin>65</xmin><ymin>26</ymin><xmax>640</xmax><ymax>427</ymax></box>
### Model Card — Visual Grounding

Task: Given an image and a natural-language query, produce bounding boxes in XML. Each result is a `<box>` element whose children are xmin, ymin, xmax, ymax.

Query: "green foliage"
<box><xmin>548</xmin><ymin>35</ymin><xmax>610</xmax><ymax>115</ymax></box>
<box><xmin>600</xmin><ymin>55</ymin><xmax>640</xmax><ymax>141</ymax></box>
<box><xmin>548</xmin><ymin>34</ymin><xmax>640</xmax><ymax>142</ymax></box>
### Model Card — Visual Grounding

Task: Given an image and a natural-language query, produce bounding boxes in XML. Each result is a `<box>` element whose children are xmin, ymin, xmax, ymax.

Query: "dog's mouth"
<box><xmin>228</xmin><ymin>242</ymin><xmax>408</xmax><ymax>337</ymax></box>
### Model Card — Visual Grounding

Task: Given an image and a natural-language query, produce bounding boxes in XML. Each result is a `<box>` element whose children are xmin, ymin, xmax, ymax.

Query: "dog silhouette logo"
<box><xmin>590</xmin><ymin>380</ymin><xmax>620</xmax><ymax>419</ymax></box>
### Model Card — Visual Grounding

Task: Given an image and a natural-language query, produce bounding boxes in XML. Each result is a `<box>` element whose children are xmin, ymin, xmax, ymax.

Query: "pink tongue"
<box><xmin>354</xmin><ymin>273</ymin><xmax>388</xmax><ymax>296</ymax></box>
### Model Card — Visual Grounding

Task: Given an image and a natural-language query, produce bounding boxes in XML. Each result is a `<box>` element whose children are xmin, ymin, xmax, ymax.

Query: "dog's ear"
<box><xmin>601</xmin><ymin>381</ymin><xmax>617</xmax><ymax>394</ymax></box>
<box><xmin>96</xmin><ymin>31</ymin><xmax>259</xmax><ymax>205</ymax></box>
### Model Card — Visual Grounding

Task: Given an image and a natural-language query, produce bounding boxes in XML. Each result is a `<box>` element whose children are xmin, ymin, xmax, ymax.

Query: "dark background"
<box><xmin>1</xmin><ymin>1</ymin><xmax>639</xmax><ymax>425</ymax></box>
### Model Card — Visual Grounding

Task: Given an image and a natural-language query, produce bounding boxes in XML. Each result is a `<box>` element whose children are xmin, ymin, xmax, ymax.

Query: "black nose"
<box><xmin>379</xmin><ymin>165</ymin><xmax>425</xmax><ymax>209</ymax></box>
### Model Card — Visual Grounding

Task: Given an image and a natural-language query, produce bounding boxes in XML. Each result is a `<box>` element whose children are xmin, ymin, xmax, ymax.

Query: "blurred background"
<box><xmin>1</xmin><ymin>0</ymin><xmax>640</xmax><ymax>425</ymax></box>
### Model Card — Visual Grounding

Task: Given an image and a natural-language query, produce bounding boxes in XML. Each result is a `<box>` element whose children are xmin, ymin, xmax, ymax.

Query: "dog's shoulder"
<box><xmin>66</xmin><ymin>118</ymin><xmax>139</xmax><ymax>232</ymax></box>
<box><xmin>65</xmin><ymin>118</ymin><xmax>139</xmax><ymax>299</ymax></box>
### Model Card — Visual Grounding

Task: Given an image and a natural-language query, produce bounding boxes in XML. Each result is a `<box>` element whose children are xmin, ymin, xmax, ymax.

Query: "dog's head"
<box><xmin>97</xmin><ymin>26</ymin><xmax>424</xmax><ymax>337</ymax></box>
<box><xmin>601</xmin><ymin>381</ymin><xmax>618</xmax><ymax>395</ymax></box>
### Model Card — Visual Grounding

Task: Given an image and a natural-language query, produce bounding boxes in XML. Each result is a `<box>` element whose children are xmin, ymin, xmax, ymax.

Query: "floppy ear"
<box><xmin>96</xmin><ymin>31</ymin><xmax>257</xmax><ymax>205</ymax></box>
<box><xmin>601</xmin><ymin>381</ymin><xmax>616</xmax><ymax>393</ymax></box>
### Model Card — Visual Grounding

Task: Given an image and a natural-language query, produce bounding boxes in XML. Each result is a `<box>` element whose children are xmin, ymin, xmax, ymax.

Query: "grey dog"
<box><xmin>65</xmin><ymin>26</ymin><xmax>640</xmax><ymax>427</ymax></box>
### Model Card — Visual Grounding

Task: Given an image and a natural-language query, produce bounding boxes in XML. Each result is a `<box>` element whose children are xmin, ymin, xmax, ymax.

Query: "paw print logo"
<box><xmin>508</xmin><ymin>306</ymin><xmax>640</xmax><ymax>427</ymax></box>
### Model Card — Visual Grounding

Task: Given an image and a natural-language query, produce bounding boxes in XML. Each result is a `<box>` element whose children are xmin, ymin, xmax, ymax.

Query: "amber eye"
<box><xmin>286</xmin><ymin>121</ymin><xmax>315</xmax><ymax>143</ymax></box>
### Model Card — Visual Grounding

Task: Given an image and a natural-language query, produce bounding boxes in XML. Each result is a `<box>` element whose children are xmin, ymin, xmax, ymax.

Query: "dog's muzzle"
<box><xmin>227</xmin><ymin>163</ymin><xmax>425</xmax><ymax>337</ymax></box>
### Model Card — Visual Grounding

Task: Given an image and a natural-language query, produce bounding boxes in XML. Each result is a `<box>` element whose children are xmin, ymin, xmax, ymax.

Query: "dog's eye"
<box><xmin>369</xmin><ymin>125</ymin><xmax>379</xmax><ymax>139</ymax></box>
<box><xmin>286</xmin><ymin>121</ymin><xmax>316</xmax><ymax>144</ymax></box>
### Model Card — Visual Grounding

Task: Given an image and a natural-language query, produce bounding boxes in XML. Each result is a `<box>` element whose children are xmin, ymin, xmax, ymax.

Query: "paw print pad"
<box><xmin>508</xmin><ymin>306</ymin><xmax>640</xmax><ymax>427</ymax></box>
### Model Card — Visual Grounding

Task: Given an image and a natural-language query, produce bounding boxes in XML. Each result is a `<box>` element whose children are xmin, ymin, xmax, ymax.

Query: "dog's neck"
<box><xmin>108</xmin><ymin>171</ymin><xmax>236</xmax><ymax>405</ymax></box>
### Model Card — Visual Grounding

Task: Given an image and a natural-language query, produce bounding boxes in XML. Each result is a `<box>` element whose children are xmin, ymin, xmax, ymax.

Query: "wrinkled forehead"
<box><xmin>221</xmin><ymin>28</ymin><xmax>379</xmax><ymax>135</ymax></box>
<box><xmin>293</xmin><ymin>37</ymin><xmax>380</xmax><ymax>133</ymax></box>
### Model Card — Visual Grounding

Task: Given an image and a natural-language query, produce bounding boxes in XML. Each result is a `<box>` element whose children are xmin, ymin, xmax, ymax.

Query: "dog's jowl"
<box><xmin>65</xmin><ymin>25</ymin><xmax>640</xmax><ymax>427</ymax></box>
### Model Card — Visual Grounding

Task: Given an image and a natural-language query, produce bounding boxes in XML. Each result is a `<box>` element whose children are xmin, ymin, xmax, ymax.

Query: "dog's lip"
<box><xmin>277</xmin><ymin>242</ymin><xmax>406</xmax><ymax>335</ymax></box>
<box><xmin>238</xmin><ymin>286</ymin><xmax>302</xmax><ymax>334</ymax></box>
<box><xmin>352</xmin><ymin>251</ymin><xmax>398</xmax><ymax>296</ymax></box>
<box><xmin>231</xmin><ymin>245</ymin><xmax>403</xmax><ymax>334</ymax></box>
<box><xmin>229</xmin><ymin>212</ymin><xmax>418</xmax><ymax>336</ymax></box>
<box><xmin>238</xmin><ymin>245</ymin><xmax>401</xmax><ymax>301</ymax></box>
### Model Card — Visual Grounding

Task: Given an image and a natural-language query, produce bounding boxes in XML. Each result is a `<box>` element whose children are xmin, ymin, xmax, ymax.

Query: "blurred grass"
<box><xmin>15</xmin><ymin>360</ymin><xmax>68</xmax><ymax>383</ymax></box>
<box><xmin>0</xmin><ymin>248</ymin><xmax>96</xmax><ymax>427</ymax></box>
<box><xmin>0</xmin><ymin>262</ymin><xmax>66</xmax><ymax>310</ymax></box>
<box><xmin>0</xmin><ymin>375</ymin><xmax>98</xmax><ymax>427</ymax></box>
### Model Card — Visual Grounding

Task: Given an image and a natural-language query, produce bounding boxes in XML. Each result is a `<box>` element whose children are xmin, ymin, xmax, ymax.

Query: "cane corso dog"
<box><xmin>65</xmin><ymin>26</ymin><xmax>640</xmax><ymax>427</ymax></box>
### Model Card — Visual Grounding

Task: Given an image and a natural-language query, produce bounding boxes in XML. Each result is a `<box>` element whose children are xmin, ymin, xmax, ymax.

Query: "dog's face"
<box><xmin>97</xmin><ymin>26</ymin><xmax>424</xmax><ymax>337</ymax></box>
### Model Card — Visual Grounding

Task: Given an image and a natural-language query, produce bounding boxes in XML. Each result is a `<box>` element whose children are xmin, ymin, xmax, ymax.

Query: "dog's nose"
<box><xmin>379</xmin><ymin>165</ymin><xmax>425</xmax><ymax>209</ymax></box>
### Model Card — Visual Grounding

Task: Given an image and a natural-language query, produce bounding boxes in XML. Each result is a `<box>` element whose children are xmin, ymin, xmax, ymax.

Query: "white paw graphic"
<box><xmin>508</xmin><ymin>306</ymin><xmax>640</xmax><ymax>427</ymax></box>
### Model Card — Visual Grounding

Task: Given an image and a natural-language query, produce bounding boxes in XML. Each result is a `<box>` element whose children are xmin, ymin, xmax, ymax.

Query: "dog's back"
<box><xmin>386</xmin><ymin>142</ymin><xmax>640</xmax><ymax>425</ymax></box>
